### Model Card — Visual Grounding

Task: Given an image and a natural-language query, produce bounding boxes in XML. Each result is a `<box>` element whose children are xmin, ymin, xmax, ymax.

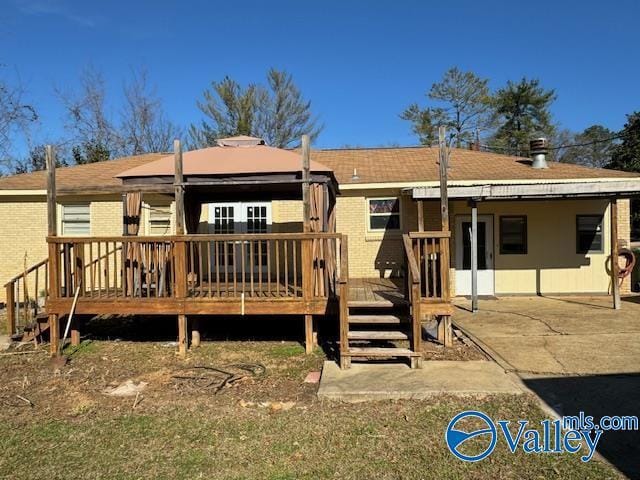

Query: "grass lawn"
<box><xmin>0</xmin><ymin>339</ymin><xmax>621</xmax><ymax>479</ymax></box>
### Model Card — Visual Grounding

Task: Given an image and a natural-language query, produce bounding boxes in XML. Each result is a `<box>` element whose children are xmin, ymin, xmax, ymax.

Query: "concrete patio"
<box><xmin>453</xmin><ymin>295</ymin><xmax>640</xmax><ymax>479</ymax></box>
<box><xmin>453</xmin><ymin>295</ymin><xmax>640</xmax><ymax>375</ymax></box>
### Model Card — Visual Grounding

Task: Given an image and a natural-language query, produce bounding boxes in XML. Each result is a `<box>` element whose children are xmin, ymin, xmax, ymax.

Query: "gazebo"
<box><xmin>43</xmin><ymin>135</ymin><xmax>346</xmax><ymax>357</ymax></box>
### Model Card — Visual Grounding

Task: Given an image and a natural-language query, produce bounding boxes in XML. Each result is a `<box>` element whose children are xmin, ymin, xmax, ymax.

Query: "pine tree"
<box><xmin>190</xmin><ymin>69</ymin><xmax>321</xmax><ymax>149</ymax></box>
<box><xmin>490</xmin><ymin>78</ymin><xmax>556</xmax><ymax>156</ymax></box>
<box><xmin>401</xmin><ymin>67</ymin><xmax>492</xmax><ymax>147</ymax></box>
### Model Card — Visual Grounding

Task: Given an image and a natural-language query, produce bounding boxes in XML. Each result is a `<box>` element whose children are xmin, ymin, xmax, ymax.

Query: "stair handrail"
<box><xmin>4</xmin><ymin>256</ymin><xmax>49</xmax><ymax>336</ymax></box>
<box><xmin>3</xmin><ymin>257</ymin><xmax>49</xmax><ymax>289</ymax></box>
<box><xmin>403</xmin><ymin>233</ymin><xmax>422</xmax><ymax>361</ymax></box>
<box><xmin>402</xmin><ymin>234</ymin><xmax>421</xmax><ymax>287</ymax></box>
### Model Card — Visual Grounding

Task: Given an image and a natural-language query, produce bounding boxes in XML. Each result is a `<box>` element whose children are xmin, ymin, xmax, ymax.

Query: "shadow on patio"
<box><xmin>522</xmin><ymin>374</ymin><xmax>640</xmax><ymax>479</ymax></box>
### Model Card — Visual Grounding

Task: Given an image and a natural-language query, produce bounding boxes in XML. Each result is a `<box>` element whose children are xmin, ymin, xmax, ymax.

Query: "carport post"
<box><xmin>471</xmin><ymin>199</ymin><xmax>478</xmax><ymax>313</ymax></box>
<box><xmin>611</xmin><ymin>198</ymin><xmax>621</xmax><ymax>310</ymax></box>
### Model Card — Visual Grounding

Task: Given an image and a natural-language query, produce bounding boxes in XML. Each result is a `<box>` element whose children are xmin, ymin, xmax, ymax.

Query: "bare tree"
<box><xmin>0</xmin><ymin>68</ymin><xmax>38</xmax><ymax>172</ymax></box>
<box><xmin>59</xmin><ymin>66</ymin><xmax>179</xmax><ymax>163</ymax></box>
<box><xmin>58</xmin><ymin>66</ymin><xmax>119</xmax><ymax>163</ymax></box>
<box><xmin>120</xmin><ymin>68</ymin><xmax>180</xmax><ymax>154</ymax></box>
<box><xmin>13</xmin><ymin>143</ymin><xmax>67</xmax><ymax>174</ymax></box>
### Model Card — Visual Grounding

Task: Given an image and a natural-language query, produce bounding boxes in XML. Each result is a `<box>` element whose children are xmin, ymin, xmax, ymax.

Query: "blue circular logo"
<box><xmin>446</xmin><ymin>410</ymin><xmax>497</xmax><ymax>462</ymax></box>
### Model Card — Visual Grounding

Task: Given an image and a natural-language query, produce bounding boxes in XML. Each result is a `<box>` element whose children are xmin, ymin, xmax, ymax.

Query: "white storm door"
<box><xmin>455</xmin><ymin>215</ymin><xmax>494</xmax><ymax>296</ymax></box>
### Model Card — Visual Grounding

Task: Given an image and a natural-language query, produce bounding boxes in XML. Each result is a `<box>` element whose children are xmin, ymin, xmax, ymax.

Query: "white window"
<box><xmin>61</xmin><ymin>204</ymin><xmax>90</xmax><ymax>235</ymax></box>
<box><xmin>367</xmin><ymin>198</ymin><xmax>400</xmax><ymax>231</ymax></box>
<box><xmin>148</xmin><ymin>205</ymin><xmax>172</xmax><ymax>235</ymax></box>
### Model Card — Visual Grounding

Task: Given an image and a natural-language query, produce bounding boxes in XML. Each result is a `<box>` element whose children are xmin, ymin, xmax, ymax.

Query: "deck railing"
<box><xmin>45</xmin><ymin>233</ymin><xmax>343</xmax><ymax>302</ymax></box>
<box><xmin>403</xmin><ymin>230</ymin><xmax>453</xmax><ymax>347</ymax></box>
<box><xmin>403</xmin><ymin>231</ymin><xmax>451</xmax><ymax>303</ymax></box>
<box><xmin>4</xmin><ymin>257</ymin><xmax>49</xmax><ymax>335</ymax></box>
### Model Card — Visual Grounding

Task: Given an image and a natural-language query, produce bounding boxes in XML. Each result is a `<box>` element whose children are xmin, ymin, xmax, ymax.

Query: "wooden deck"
<box><xmin>348</xmin><ymin>278</ymin><xmax>406</xmax><ymax>307</ymax></box>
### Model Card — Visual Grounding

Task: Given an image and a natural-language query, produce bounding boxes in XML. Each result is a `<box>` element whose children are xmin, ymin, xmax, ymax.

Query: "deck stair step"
<box><xmin>348</xmin><ymin>330</ymin><xmax>409</xmax><ymax>341</ymax></box>
<box><xmin>19</xmin><ymin>317</ymin><xmax>50</xmax><ymax>343</ymax></box>
<box><xmin>348</xmin><ymin>314</ymin><xmax>408</xmax><ymax>325</ymax></box>
<box><xmin>348</xmin><ymin>299</ymin><xmax>407</xmax><ymax>308</ymax></box>
<box><xmin>345</xmin><ymin>347</ymin><xmax>421</xmax><ymax>358</ymax></box>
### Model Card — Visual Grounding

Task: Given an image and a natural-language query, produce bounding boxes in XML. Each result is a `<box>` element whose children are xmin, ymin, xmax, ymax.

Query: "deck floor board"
<box><xmin>60</xmin><ymin>277</ymin><xmax>405</xmax><ymax>303</ymax></box>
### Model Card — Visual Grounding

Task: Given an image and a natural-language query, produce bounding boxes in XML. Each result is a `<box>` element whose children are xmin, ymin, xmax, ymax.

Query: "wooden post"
<box><xmin>417</xmin><ymin>200</ymin><xmax>424</xmax><ymax>232</ymax></box>
<box><xmin>6</xmin><ymin>284</ymin><xmax>15</xmax><ymax>336</ymax></box>
<box><xmin>173</xmin><ymin>139</ymin><xmax>188</xmax><ymax>356</ymax></box>
<box><xmin>178</xmin><ymin>314</ymin><xmax>187</xmax><ymax>357</ymax></box>
<box><xmin>444</xmin><ymin>316</ymin><xmax>453</xmax><ymax>347</ymax></box>
<box><xmin>122</xmin><ymin>193</ymin><xmax>128</xmax><ymax>236</ymax></box>
<box><xmin>411</xmin><ymin>281</ymin><xmax>422</xmax><ymax>368</ymax></box>
<box><xmin>611</xmin><ymin>198</ymin><xmax>621</xmax><ymax>310</ymax></box>
<box><xmin>174</xmin><ymin>139</ymin><xmax>185</xmax><ymax>235</ymax></box>
<box><xmin>46</xmin><ymin>145</ymin><xmax>60</xmax><ymax>357</ymax></box>
<box><xmin>174</xmin><ymin>236</ymin><xmax>188</xmax><ymax>356</ymax></box>
<box><xmin>46</xmin><ymin>145</ymin><xmax>57</xmax><ymax>237</ymax></box>
<box><xmin>49</xmin><ymin>314</ymin><xmax>59</xmax><ymax>355</ymax></box>
<box><xmin>71</xmin><ymin>322</ymin><xmax>81</xmax><ymax>346</ymax></box>
<box><xmin>301</xmin><ymin>135</ymin><xmax>311</xmax><ymax>233</ymax></box>
<box><xmin>437</xmin><ymin>127</ymin><xmax>453</xmax><ymax>345</ymax></box>
<box><xmin>339</xmin><ymin>235</ymin><xmax>350</xmax><ymax>369</ymax></box>
<box><xmin>471</xmin><ymin>200</ymin><xmax>478</xmax><ymax>313</ymax></box>
<box><xmin>301</xmin><ymin>236</ymin><xmax>314</xmax><ymax>307</ymax></box>
<box><xmin>191</xmin><ymin>318</ymin><xmax>201</xmax><ymax>348</ymax></box>
<box><xmin>438</xmin><ymin>126</ymin><xmax>450</xmax><ymax>232</ymax></box>
<box><xmin>304</xmin><ymin>314</ymin><xmax>314</xmax><ymax>354</ymax></box>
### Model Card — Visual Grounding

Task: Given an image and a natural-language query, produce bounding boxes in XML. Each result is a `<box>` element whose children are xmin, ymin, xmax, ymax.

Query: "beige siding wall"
<box><xmin>449</xmin><ymin>198</ymin><xmax>631</xmax><ymax>295</ymax></box>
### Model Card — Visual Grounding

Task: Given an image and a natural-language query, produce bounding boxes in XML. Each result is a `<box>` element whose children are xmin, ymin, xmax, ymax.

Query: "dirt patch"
<box><xmin>420</xmin><ymin>329</ymin><xmax>487</xmax><ymax>361</ymax></box>
<box><xmin>0</xmin><ymin>340</ymin><xmax>324</xmax><ymax>422</ymax></box>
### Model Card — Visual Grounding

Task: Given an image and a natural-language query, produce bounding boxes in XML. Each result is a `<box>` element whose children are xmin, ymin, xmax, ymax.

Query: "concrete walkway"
<box><xmin>317</xmin><ymin>360</ymin><xmax>522</xmax><ymax>402</ymax></box>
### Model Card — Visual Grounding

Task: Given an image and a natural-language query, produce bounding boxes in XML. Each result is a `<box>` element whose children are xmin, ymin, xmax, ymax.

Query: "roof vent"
<box><xmin>216</xmin><ymin>136</ymin><xmax>265</xmax><ymax>147</ymax></box>
<box><xmin>351</xmin><ymin>168</ymin><xmax>360</xmax><ymax>181</ymax></box>
<box><xmin>529</xmin><ymin>138</ymin><xmax>548</xmax><ymax>169</ymax></box>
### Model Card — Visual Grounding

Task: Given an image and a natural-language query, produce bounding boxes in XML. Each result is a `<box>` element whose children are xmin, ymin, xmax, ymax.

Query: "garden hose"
<box><xmin>617</xmin><ymin>248</ymin><xmax>636</xmax><ymax>286</ymax></box>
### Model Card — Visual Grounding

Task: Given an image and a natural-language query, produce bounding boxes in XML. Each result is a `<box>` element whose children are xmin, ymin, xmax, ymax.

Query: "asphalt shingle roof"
<box><xmin>0</xmin><ymin>147</ymin><xmax>636</xmax><ymax>192</ymax></box>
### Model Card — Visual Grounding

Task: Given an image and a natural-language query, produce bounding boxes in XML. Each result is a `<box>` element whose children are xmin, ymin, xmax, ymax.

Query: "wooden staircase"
<box><xmin>13</xmin><ymin>313</ymin><xmax>50</xmax><ymax>343</ymax></box>
<box><xmin>341</xmin><ymin>299</ymin><xmax>422</xmax><ymax>369</ymax></box>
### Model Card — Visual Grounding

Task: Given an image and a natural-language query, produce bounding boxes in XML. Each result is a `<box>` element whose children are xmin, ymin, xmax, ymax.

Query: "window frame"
<box><xmin>576</xmin><ymin>214</ymin><xmax>604</xmax><ymax>254</ymax></box>
<box><xmin>499</xmin><ymin>215</ymin><xmax>528</xmax><ymax>255</ymax></box>
<box><xmin>61</xmin><ymin>203</ymin><xmax>91</xmax><ymax>236</ymax></box>
<box><xmin>147</xmin><ymin>204</ymin><xmax>172</xmax><ymax>236</ymax></box>
<box><xmin>366</xmin><ymin>197</ymin><xmax>401</xmax><ymax>233</ymax></box>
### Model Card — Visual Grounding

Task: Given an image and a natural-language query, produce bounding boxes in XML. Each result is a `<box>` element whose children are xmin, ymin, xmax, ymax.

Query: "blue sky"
<box><xmin>2</xmin><ymin>0</ymin><xmax>639</xmax><ymax>152</ymax></box>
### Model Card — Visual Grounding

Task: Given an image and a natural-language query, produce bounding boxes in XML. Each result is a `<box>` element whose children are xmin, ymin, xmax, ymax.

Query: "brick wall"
<box><xmin>618</xmin><ymin>198</ymin><xmax>632</xmax><ymax>294</ymax></box>
<box><xmin>0</xmin><ymin>194</ymin><xmax>634</xmax><ymax>302</ymax></box>
<box><xmin>272</xmin><ymin>200</ymin><xmax>303</xmax><ymax>232</ymax></box>
<box><xmin>0</xmin><ymin>196</ymin><xmax>48</xmax><ymax>303</ymax></box>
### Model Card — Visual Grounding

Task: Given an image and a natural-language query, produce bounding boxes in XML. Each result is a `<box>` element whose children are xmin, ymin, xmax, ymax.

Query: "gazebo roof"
<box><xmin>116</xmin><ymin>137</ymin><xmax>332</xmax><ymax>179</ymax></box>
